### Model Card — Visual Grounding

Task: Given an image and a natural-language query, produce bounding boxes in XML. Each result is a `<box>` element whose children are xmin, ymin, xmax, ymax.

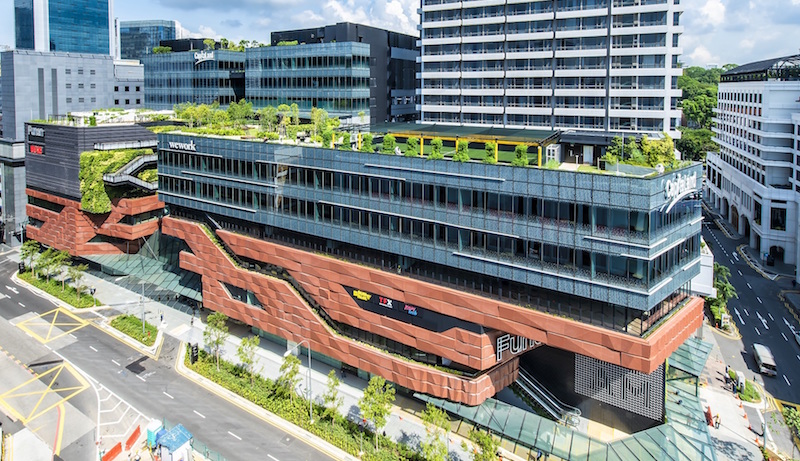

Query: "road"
<box><xmin>702</xmin><ymin>209</ymin><xmax>800</xmax><ymax>405</ymax></box>
<box><xmin>0</xmin><ymin>255</ymin><xmax>334</xmax><ymax>461</ymax></box>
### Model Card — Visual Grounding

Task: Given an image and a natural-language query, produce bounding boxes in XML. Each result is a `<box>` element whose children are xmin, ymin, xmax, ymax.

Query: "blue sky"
<box><xmin>1</xmin><ymin>0</ymin><xmax>799</xmax><ymax>67</ymax></box>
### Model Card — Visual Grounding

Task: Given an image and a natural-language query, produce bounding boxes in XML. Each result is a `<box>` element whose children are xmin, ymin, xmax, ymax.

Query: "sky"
<box><xmin>1</xmin><ymin>0</ymin><xmax>799</xmax><ymax>68</ymax></box>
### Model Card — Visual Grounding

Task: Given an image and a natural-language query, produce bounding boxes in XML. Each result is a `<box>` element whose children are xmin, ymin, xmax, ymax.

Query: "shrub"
<box><xmin>321</xmin><ymin>130</ymin><xmax>334</xmax><ymax>148</ymax></box>
<box><xmin>738</xmin><ymin>379</ymin><xmax>760</xmax><ymax>403</ymax></box>
<box><xmin>381</xmin><ymin>134</ymin><xmax>396</xmax><ymax>154</ymax></box>
<box><xmin>111</xmin><ymin>314</ymin><xmax>158</xmax><ymax>346</ymax></box>
<box><xmin>137</xmin><ymin>169</ymin><xmax>158</xmax><ymax>183</ymax></box>
<box><xmin>18</xmin><ymin>270</ymin><xmax>98</xmax><ymax>308</ymax></box>
<box><xmin>360</xmin><ymin>133</ymin><xmax>374</xmax><ymax>153</ymax></box>
<box><xmin>544</xmin><ymin>159</ymin><xmax>561</xmax><ymax>169</ymax></box>
<box><xmin>483</xmin><ymin>142</ymin><xmax>497</xmax><ymax>164</ymax></box>
<box><xmin>405</xmin><ymin>137</ymin><xmax>419</xmax><ymax>156</ymax></box>
<box><xmin>452</xmin><ymin>140</ymin><xmax>470</xmax><ymax>162</ymax></box>
<box><xmin>80</xmin><ymin>148</ymin><xmax>154</xmax><ymax>213</ymax></box>
<box><xmin>512</xmin><ymin>144</ymin><xmax>529</xmax><ymax>167</ymax></box>
<box><xmin>428</xmin><ymin>138</ymin><xmax>444</xmax><ymax>160</ymax></box>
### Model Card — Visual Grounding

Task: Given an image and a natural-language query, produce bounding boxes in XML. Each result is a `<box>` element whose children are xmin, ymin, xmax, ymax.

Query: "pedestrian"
<box><xmin>160</xmin><ymin>311</ymin><xmax>164</xmax><ymax>323</ymax></box>
<box><xmin>190</xmin><ymin>316</ymin><xmax>194</xmax><ymax>326</ymax></box>
<box><xmin>714</xmin><ymin>414</ymin><xmax>720</xmax><ymax>429</ymax></box>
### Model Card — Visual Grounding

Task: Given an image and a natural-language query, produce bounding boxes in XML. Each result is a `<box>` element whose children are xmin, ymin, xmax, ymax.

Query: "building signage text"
<box><xmin>194</xmin><ymin>51</ymin><xmax>215</xmax><ymax>65</ymax></box>
<box><xmin>378</xmin><ymin>296</ymin><xmax>393</xmax><ymax>309</ymax></box>
<box><xmin>496</xmin><ymin>333</ymin><xmax>539</xmax><ymax>361</ymax></box>
<box><xmin>168</xmin><ymin>140</ymin><xmax>197</xmax><ymax>152</ymax></box>
<box><xmin>28</xmin><ymin>126</ymin><xmax>45</xmax><ymax>138</ymax></box>
<box><xmin>662</xmin><ymin>172</ymin><xmax>698</xmax><ymax>213</ymax></box>
<box><xmin>353</xmin><ymin>290</ymin><xmax>372</xmax><ymax>302</ymax></box>
<box><xmin>404</xmin><ymin>304</ymin><xmax>418</xmax><ymax>316</ymax></box>
<box><xmin>349</xmin><ymin>287</ymin><xmax>419</xmax><ymax>317</ymax></box>
<box><xmin>29</xmin><ymin>145</ymin><xmax>44</xmax><ymax>155</ymax></box>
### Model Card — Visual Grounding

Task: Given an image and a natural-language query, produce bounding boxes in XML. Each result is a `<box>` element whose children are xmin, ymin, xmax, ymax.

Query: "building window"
<box><xmin>136</xmin><ymin>86</ymin><xmax>140</xmax><ymax>92</ymax></box>
<box><xmin>78</xmin><ymin>68</ymin><xmax>84</xmax><ymax>75</ymax></box>
<box><xmin>115</xmin><ymin>99</ymin><xmax>120</xmax><ymax>105</ymax></box>
<box><xmin>65</xmin><ymin>69</ymin><xmax>71</xmax><ymax>75</ymax></box>
<box><xmin>78</xmin><ymin>97</ymin><xmax>85</xmax><ymax>103</ymax></box>
<box><xmin>754</xmin><ymin>201</ymin><xmax>762</xmax><ymax>225</ymax></box>
<box><xmin>90</xmin><ymin>69</ymin><xmax>96</xmax><ymax>75</ymax></box>
<box><xmin>136</xmin><ymin>99</ymin><xmax>141</xmax><ymax>104</ymax></box>
<box><xmin>125</xmin><ymin>86</ymin><xmax>130</xmax><ymax>92</ymax></box>
<box><xmin>90</xmin><ymin>83</ymin><xmax>96</xmax><ymax>89</ymax></box>
<box><xmin>125</xmin><ymin>99</ymin><xmax>130</xmax><ymax>105</ymax></box>
<box><xmin>78</xmin><ymin>83</ymin><xmax>84</xmax><ymax>89</ymax></box>
<box><xmin>66</xmin><ymin>83</ymin><xmax>72</xmax><ymax>89</ymax></box>
<box><xmin>91</xmin><ymin>97</ymin><xmax>96</xmax><ymax>103</ymax></box>
<box><xmin>66</xmin><ymin>97</ymin><xmax>72</xmax><ymax>103</ymax></box>
<box><xmin>114</xmin><ymin>86</ymin><xmax>119</xmax><ymax>92</ymax></box>
<box><xmin>770</xmin><ymin>207</ymin><xmax>786</xmax><ymax>231</ymax></box>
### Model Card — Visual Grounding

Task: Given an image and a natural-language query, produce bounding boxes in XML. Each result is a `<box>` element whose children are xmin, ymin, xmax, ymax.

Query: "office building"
<box><xmin>0</xmin><ymin>140</ymin><xmax>26</xmax><ymax>246</ymax></box>
<box><xmin>271</xmin><ymin>22</ymin><xmax>418</xmax><ymax>123</ymax></box>
<box><xmin>705</xmin><ymin>54</ymin><xmax>800</xmax><ymax>267</ymax></box>
<box><xmin>24</xmin><ymin>118</ymin><xmax>163</xmax><ymax>255</ymax></box>
<box><xmin>1</xmin><ymin>50</ymin><xmax>144</xmax><ymax>142</ymax></box>
<box><xmin>155</xmin><ymin>127</ymin><xmax>703</xmax><ymax>434</ymax></box>
<box><xmin>418</xmin><ymin>0</ymin><xmax>683</xmax><ymax>137</ymax></box>
<box><xmin>14</xmin><ymin>0</ymin><xmax>115</xmax><ymax>56</ymax></box>
<box><xmin>120</xmin><ymin>20</ymin><xmax>181</xmax><ymax>61</ymax></box>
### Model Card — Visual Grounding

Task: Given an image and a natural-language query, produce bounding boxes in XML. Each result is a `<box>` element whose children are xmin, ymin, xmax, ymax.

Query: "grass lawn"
<box><xmin>110</xmin><ymin>314</ymin><xmax>158</xmax><ymax>346</ymax></box>
<box><xmin>18</xmin><ymin>270</ymin><xmax>98</xmax><ymax>308</ymax></box>
<box><xmin>739</xmin><ymin>379</ymin><xmax>761</xmax><ymax>403</ymax></box>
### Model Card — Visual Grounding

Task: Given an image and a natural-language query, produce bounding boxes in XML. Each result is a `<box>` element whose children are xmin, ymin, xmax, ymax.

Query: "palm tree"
<box><xmin>20</xmin><ymin>240</ymin><xmax>40</xmax><ymax>275</ymax></box>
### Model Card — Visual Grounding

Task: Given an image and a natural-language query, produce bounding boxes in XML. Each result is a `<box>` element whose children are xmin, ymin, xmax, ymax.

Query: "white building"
<box><xmin>705</xmin><ymin>55</ymin><xmax>800</xmax><ymax>268</ymax></box>
<box><xmin>417</xmin><ymin>0</ymin><xmax>684</xmax><ymax>138</ymax></box>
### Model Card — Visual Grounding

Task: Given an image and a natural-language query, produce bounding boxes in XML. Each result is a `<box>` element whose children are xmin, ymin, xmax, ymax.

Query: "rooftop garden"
<box><xmin>79</xmin><ymin>148</ymin><xmax>155</xmax><ymax>214</ymax></box>
<box><xmin>159</xmin><ymin>102</ymin><xmax>691</xmax><ymax>175</ymax></box>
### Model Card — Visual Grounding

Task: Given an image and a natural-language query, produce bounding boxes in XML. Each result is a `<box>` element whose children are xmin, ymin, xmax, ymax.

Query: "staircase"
<box><xmin>515</xmin><ymin>367</ymin><xmax>581</xmax><ymax>427</ymax></box>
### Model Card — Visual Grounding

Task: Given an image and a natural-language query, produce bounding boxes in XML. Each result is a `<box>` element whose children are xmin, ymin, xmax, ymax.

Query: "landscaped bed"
<box><xmin>18</xmin><ymin>270</ymin><xmax>98</xmax><ymax>308</ymax></box>
<box><xmin>110</xmin><ymin>314</ymin><xmax>158</xmax><ymax>346</ymax></box>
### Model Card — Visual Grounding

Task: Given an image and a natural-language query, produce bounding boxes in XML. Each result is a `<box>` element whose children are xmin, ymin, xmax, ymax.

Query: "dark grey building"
<box><xmin>120</xmin><ymin>20</ymin><xmax>180</xmax><ymax>61</ymax></box>
<box><xmin>270</xmin><ymin>22</ymin><xmax>418</xmax><ymax>124</ymax></box>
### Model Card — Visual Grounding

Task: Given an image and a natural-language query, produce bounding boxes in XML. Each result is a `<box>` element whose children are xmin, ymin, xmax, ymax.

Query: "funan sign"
<box><xmin>168</xmin><ymin>140</ymin><xmax>197</xmax><ymax>152</ymax></box>
<box><xmin>194</xmin><ymin>51</ymin><xmax>215</xmax><ymax>65</ymax></box>
<box><xmin>27</xmin><ymin>126</ymin><xmax>45</xmax><ymax>138</ymax></box>
<box><xmin>662</xmin><ymin>172</ymin><xmax>698</xmax><ymax>213</ymax></box>
<box><xmin>496</xmin><ymin>334</ymin><xmax>540</xmax><ymax>361</ymax></box>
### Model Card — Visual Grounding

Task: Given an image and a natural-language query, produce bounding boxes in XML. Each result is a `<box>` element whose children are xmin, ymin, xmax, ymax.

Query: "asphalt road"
<box><xmin>702</xmin><ymin>210</ymin><xmax>800</xmax><ymax>405</ymax></box>
<box><xmin>0</xmin><ymin>256</ymin><xmax>334</xmax><ymax>461</ymax></box>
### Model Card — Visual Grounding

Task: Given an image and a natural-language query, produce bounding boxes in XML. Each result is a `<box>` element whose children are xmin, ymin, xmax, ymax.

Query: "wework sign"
<box><xmin>168</xmin><ymin>140</ymin><xmax>197</xmax><ymax>152</ymax></box>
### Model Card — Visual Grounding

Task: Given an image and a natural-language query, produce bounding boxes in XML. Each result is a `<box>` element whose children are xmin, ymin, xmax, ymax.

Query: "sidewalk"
<box><xmin>5</xmin><ymin>249</ymin><xmax>480</xmax><ymax>461</ymax></box>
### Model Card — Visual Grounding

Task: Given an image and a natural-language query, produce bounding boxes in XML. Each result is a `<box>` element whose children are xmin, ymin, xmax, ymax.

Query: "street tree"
<box><xmin>322</xmin><ymin>369</ymin><xmax>344</xmax><ymax>425</ymax></box>
<box><xmin>462</xmin><ymin>428</ymin><xmax>500</xmax><ymax>461</ymax></box>
<box><xmin>236</xmin><ymin>335</ymin><xmax>260</xmax><ymax>386</ymax></box>
<box><xmin>67</xmin><ymin>263</ymin><xmax>88</xmax><ymax>297</ymax></box>
<box><xmin>420</xmin><ymin>403</ymin><xmax>450</xmax><ymax>461</ymax></box>
<box><xmin>359</xmin><ymin>375</ymin><xmax>396</xmax><ymax>449</ymax></box>
<box><xmin>20</xmin><ymin>240</ymin><xmax>40</xmax><ymax>274</ymax></box>
<box><xmin>203</xmin><ymin>311</ymin><xmax>229</xmax><ymax>371</ymax></box>
<box><xmin>276</xmin><ymin>353</ymin><xmax>302</xmax><ymax>402</ymax></box>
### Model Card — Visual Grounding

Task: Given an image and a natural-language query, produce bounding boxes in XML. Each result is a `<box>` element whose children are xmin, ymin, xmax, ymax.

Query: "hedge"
<box><xmin>18</xmin><ymin>270</ymin><xmax>98</xmax><ymax>308</ymax></box>
<box><xmin>111</xmin><ymin>314</ymin><xmax>158</xmax><ymax>346</ymax></box>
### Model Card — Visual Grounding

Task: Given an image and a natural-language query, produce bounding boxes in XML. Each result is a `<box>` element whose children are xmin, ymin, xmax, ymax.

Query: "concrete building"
<box><xmin>14</xmin><ymin>0</ymin><xmax>115</xmax><ymax>56</ymax></box>
<box><xmin>417</xmin><ymin>0</ymin><xmax>683</xmax><ymax>137</ymax></box>
<box><xmin>705</xmin><ymin>54</ymin><xmax>800</xmax><ymax>267</ymax></box>
<box><xmin>0</xmin><ymin>50</ymin><xmax>144</xmax><ymax>142</ymax></box>
<box><xmin>120</xmin><ymin>20</ymin><xmax>181</xmax><ymax>61</ymax></box>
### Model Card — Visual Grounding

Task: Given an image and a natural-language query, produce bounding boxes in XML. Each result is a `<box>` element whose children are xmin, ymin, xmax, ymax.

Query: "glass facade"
<box><xmin>143</xmin><ymin>50</ymin><xmax>245</xmax><ymax>109</ymax></box>
<box><xmin>245</xmin><ymin>42</ymin><xmax>371</xmax><ymax>119</ymax></box>
<box><xmin>120</xmin><ymin>20</ymin><xmax>177</xmax><ymax>61</ymax></box>
<box><xmin>48</xmin><ymin>0</ymin><xmax>110</xmax><ymax>54</ymax></box>
<box><xmin>14</xmin><ymin>0</ymin><xmax>34</xmax><ymax>50</ymax></box>
<box><xmin>158</xmin><ymin>134</ymin><xmax>703</xmax><ymax>336</ymax></box>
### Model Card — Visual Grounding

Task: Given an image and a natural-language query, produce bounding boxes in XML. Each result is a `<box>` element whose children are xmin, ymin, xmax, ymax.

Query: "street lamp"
<box><xmin>284</xmin><ymin>339</ymin><xmax>313</xmax><ymax>424</ymax></box>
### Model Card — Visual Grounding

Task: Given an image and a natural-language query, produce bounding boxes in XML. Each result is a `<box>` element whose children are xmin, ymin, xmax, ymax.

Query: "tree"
<box><xmin>783</xmin><ymin>407</ymin><xmax>800</xmax><ymax>436</ymax></box>
<box><xmin>429</xmin><ymin>138</ymin><xmax>444</xmax><ymax>160</ymax></box>
<box><xmin>358</xmin><ymin>111</ymin><xmax>366</xmax><ymax>124</ymax></box>
<box><xmin>152</xmin><ymin>46</ymin><xmax>172</xmax><ymax>54</ymax></box>
<box><xmin>237</xmin><ymin>335</ymin><xmax>260</xmax><ymax>386</ymax></box>
<box><xmin>381</xmin><ymin>134</ymin><xmax>396</xmax><ymax>154</ymax></box>
<box><xmin>359</xmin><ymin>375</ymin><xmax>395</xmax><ymax>449</ymax></box>
<box><xmin>227</xmin><ymin>99</ymin><xmax>253</xmax><ymax>127</ymax></box>
<box><xmin>420</xmin><ymin>403</ymin><xmax>450</xmax><ymax>461</ymax></box>
<box><xmin>321</xmin><ymin>130</ymin><xmax>333</xmax><ymax>148</ymax></box>
<box><xmin>360</xmin><ymin>133</ymin><xmax>374</xmax><ymax>153</ymax></box>
<box><xmin>258</xmin><ymin>106</ymin><xmax>278</xmax><ymax>132</ymax></box>
<box><xmin>453</xmin><ymin>139</ymin><xmax>470</xmax><ymax>162</ymax></box>
<box><xmin>203</xmin><ymin>38</ymin><xmax>216</xmax><ymax>50</ymax></box>
<box><xmin>20</xmin><ymin>240</ymin><xmax>40</xmax><ymax>275</ymax></box>
<box><xmin>238</xmin><ymin>39</ymin><xmax>249</xmax><ymax>51</ymax></box>
<box><xmin>203</xmin><ymin>311</ymin><xmax>229</xmax><ymax>371</ymax></box>
<box><xmin>405</xmin><ymin>137</ymin><xmax>419</xmax><ymax>157</ymax></box>
<box><xmin>277</xmin><ymin>104</ymin><xmax>292</xmax><ymax>128</ymax></box>
<box><xmin>322</xmin><ymin>369</ymin><xmax>344</xmax><ymax>425</ymax></box>
<box><xmin>512</xmin><ymin>144</ymin><xmax>529</xmax><ymax>167</ymax></box>
<box><xmin>676</xmin><ymin>127</ymin><xmax>717</xmax><ymax>162</ymax></box>
<box><xmin>219</xmin><ymin>38</ymin><xmax>230</xmax><ymax>50</ymax></box>
<box><xmin>605</xmin><ymin>136</ymin><xmax>624</xmax><ymax>162</ymax></box>
<box><xmin>212</xmin><ymin>109</ymin><xmax>229</xmax><ymax>126</ymax></box>
<box><xmin>290</xmin><ymin>103</ymin><xmax>299</xmax><ymax>125</ymax></box>
<box><xmin>483</xmin><ymin>142</ymin><xmax>497</xmax><ymax>164</ymax></box>
<box><xmin>67</xmin><ymin>263</ymin><xmax>88</xmax><ymax>298</ymax></box>
<box><xmin>277</xmin><ymin>352</ymin><xmax>302</xmax><ymax>402</ymax></box>
<box><xmin>39</xmin><ymin>249</ymin><xmax>67</xmax><ymax>282</ymax></box>
<box><xmin>310</xmin><ymin>107</ymin><xmax>329</xmax><ymax>140</ymax></box>
<box><xmin>462</xmin><ymin>428</ymin><xmax>500</xmax><ymax>461</ymax></box>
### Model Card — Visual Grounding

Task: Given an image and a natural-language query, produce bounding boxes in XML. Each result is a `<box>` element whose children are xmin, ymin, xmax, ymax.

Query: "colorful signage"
<box><xmin>353</xmin><ymin>290</ymin><xmax>372</xmax><ymax>302</ymax></box>
<box><xmin>27</xmin><ymin>126</ymin><xmax>45</xmax><ymax>138</ymax></box>
<box><xmin>29</xmin><ymin>145</ymin><xmax>44</xmax><ymax>155</ymax></box>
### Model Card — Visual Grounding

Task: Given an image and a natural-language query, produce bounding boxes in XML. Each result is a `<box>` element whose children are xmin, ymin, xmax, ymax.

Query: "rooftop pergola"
<box><xmin>369</xmin><ymin>122</ymin><xmax>561</xmax><ymax>148</ymax></box>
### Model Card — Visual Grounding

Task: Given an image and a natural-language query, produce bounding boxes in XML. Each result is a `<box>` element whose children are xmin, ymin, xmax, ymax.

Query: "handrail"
<box><xmin>516</xmin><ymin>367</ymin><xmax>581</xmax><ymax>426</ymax></box>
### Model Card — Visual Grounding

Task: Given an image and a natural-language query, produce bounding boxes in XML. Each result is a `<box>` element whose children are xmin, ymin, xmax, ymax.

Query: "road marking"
<box><xmin>785</xmin><ymin>318</ymin><xmax>793</xmax><ymax>329</ymax></box>
<box><xmin>268</xmin><ymin>455</ymin><xmax>279</xmax><ymax>461</ymax></box>
<box><xmin>756</xmin><ymin>312</ymin><xmax>769</xmax><ymax>330</ymax></box>
<box><xmin>747</xmin><ymin>283</ymin><xmax>752</xmax><ymax>290</ymax></box>
<box><xmin>111</xmin><ymin>360</ymin><xmax>120</xmax><ymax>366</ymax></box>
<box><xmin>758</xmin><ymin>297</ymin><xmax>763</xmax><ymax>304</ymax></box>
<box><xmin>744</xmin><ymin>309</ymin><xmax>750</xmax><ymax>317</ymax></box>
<box><xmin>193</xmin><ymin>410</ymin><xmax>205</xmax><ymax>419</ymax></box>
<box><xmin>18</xmin><ymin>302</ymin><xmax>25</xmax><ymax>307</ymax></box>
<box><xmin>784</xmin><ymin>375</ymin><xmax>791</xmax><ymax>386</ymax></box>
<box><xmin>228</xmin><ymin>431</ymin><xmax>241</xmax><ymax>441</ymax></box>
<box><xmin>136</xmin><ymin>375</ymin><xmax>146</xmax><ymax>382</ymax></box>
<box><xmin>6</xmin><ymin>285</ymin><xmax>18</xmax><ymax>294</ymax></box>
<box><xmin>797</xmin><ymin>355</ymin><xmax>800</xmax><ymax>362</ymax></box>
<box><xmin>733</xmin><ymin>252</ymin><xmax>739</xmax><ymax>261</ymax></box>
<box><xmin>782</xmin><ymin>333</ymin><xmax>789</xmax><ymax>342</ymax></box>
<box><xmin>730</xmin><ymin>259</ymin><xmax>735</xmax><ymax>265</ymax></box>
<box><xmin>89</xmin><ymin>346</ymin><xmax>98</xmax><ymax>352</ymax></box>
<box><xmin>734</xmin><ymin>308</ymin><xmax>745</xmax><ymax>325</ymax></box>
<box><xmin>738</xmin><ymin>270</ymin><xmax>743</xmax><ymax>276</ymax></box>
<box><xmin>755</xmin><ymin>327</ymin><xmax>760</xmax><ymax>335</ymax></box>
<box><xmin>769</xmin><ymin>313</ymin><xmax>774</xmax><ymax>321</ymax></box>
<box><xmin>162</xmin><ymin>392</ymin><xmax>174</xmax><ymax>400</ymax></box>
<box><xmin>68</xmin><ymin>334</ymin><xmax>77</xmax><ymax>339</ymax></box>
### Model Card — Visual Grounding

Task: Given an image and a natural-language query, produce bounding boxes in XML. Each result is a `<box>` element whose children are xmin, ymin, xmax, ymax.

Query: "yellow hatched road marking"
<box><xmin>16</xmin><ymin>308</ymin><xmax>89</xmax><ymax>343</ymax></box>
<box><xmin>0</xmin><ymin>362</ymin><xmax>89</xmax><ymax>424</ymax></box>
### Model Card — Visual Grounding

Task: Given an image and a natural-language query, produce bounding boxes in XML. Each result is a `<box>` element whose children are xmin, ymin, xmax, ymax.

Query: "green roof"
<box><xmin>369</xmin><ymin>122</ymin><xmax>559</xmax><ymax>145</ymax></box>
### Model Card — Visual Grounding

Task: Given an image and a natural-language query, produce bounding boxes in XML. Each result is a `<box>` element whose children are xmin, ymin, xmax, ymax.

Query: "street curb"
<box><xmin>173</xmin><ymin>342</ymin><xmax>359</xmax><ymax>461</ymax></box>
<box><xmin>737</xmin><ymin>245</ymin><xmax>779</xmax><ymax>281</ymax></box>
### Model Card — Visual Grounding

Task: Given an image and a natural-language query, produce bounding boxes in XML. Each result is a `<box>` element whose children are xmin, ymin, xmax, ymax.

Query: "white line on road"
<box><xmin>193</xmin><ymin>410</ymin><xmax>205</xmax><ymax>419</ymax></box>
<box><xmin>89</xmin><ymin>346</ymin><xmax>98</xmax><ymax>352</ymax></box>
<box><xmin>756</xmin><ymin>312</ymin><xmax>769</xmax><ymax>330</ymax></box>
<box><xmin>747</xmin><ymin>283</ymin><xmax>753</xmax><ymax>290</ymax></box>
<box><xmin>228</xmin><ymin>431</ymin><xmax>242</xmax><ymax>441</ymax></box>
<box><xmin>755</xmin><ymin>327</ymin><xmax>761</xmax><ymax>335</ymax></box>
<box><xmin>268</xmin><ymin>455</ymin><xmax>279</xmax><ymax>461</ymax></box>
<box><xmin>136</xmin><ymin>375</ymin><xmax>146</xmax><ymax>382</ymax></box>
<box><xmin>734</xmin><ymin>307</ymin><xmax>745</xmax><ymax>324</ymax></box>
<box><xmin>785</xmin><ymin>375</ymin><xmax>791</xmax><ymax>386</ymax></box>
<box><xmin>730</xmin><ymin>259</ymin><xmax>735</xmax><ymax>265</ymax></box>
<box><xmin>69</xmin><ymin>333</ymin><xmax>77</xmax><ymax>339</ymax></box>
<box><xmin>738</xmin><ymin>270</ymin><xmax>743</xmax><ymax>276</ymax></box>
<box><xmin>744</xmin><ymin>309</ymin><xmax>750</xmax><ymax>317</ymax></box>
<box><xmin>112</xmin><ymin>359</ymin><xmax>120</xmax><ymax>366</ymax></box>
<box><xmin>758</xmin><ymin>297</ymin><xmax>763</xmax><ymax>304</ymax></box>
<box><xmin>769</xmin><ymin>313</ymin><xmax>774</xmax><ymax>321</ymax></box>
<box><xmin>733</xmin><ymin>252</ymin><xmax>740</xmax><ymax>261</ymax></box>
<box><xmin>785</xmin><ymin>318</ymin><xmax>793</xmax><ymax>329</ymax></box>
<box><xmin>782</xmin><ymin>332</ymin><xmax>789</xmax><ymax>342</ymax></box>
<box><xmin>163</xmin><ymin>392</ymin><xmax>174</xmax><ymax>399</ymax></box>
<box><xmin>18</xmin><ymin>302</ymin><xmax>24</xmax><ymax>307</ymax></box>
<box><xmin>797</xmin><ymin>355</ymin><xmax>800</xmax><ymax>362</ymax></box>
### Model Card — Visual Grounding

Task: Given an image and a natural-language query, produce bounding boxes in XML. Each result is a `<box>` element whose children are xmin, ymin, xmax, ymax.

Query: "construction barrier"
<box><xmin>125</xmin><ymin>426</ymin><xmax>141</xmax><ymax>451</ymax></box>
<box><xmin>102</xmin><ymin>442</ymin><xmax>122</xmax><ymax>461</ymax></box>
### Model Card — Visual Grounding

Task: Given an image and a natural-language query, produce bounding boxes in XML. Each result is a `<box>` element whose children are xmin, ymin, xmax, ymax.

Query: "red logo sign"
<box><xmin>379</xmin><ymin>297</ymin><xmax>393</xmax><ymax>308</ymax></box>
<box><xmin>29</xmin><ymin>145</ymin><xmax>44</xmax><ymax>155</ymax></box>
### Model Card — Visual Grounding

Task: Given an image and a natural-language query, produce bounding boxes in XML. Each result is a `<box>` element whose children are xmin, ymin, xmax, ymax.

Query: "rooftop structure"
<box><xmin>120</xmin><ymin>20</ymin><xmax>181</xmax><ymax>61</ymax></box>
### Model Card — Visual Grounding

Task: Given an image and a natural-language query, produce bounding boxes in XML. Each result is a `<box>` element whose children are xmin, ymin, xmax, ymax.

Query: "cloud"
<box><xmin>688</xmin><ymin>46</ymin><xmax>719</xmax><ymax>66</ymax></box>
<box><xmin>698</xmin><ymin>0</ymin><xmax>726</xmax><ymax>27</ymax></box>
<box><xmin>221</xmin><ymin>19</ymin><xmax>243</xmax><ymax>28</ymax></box>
